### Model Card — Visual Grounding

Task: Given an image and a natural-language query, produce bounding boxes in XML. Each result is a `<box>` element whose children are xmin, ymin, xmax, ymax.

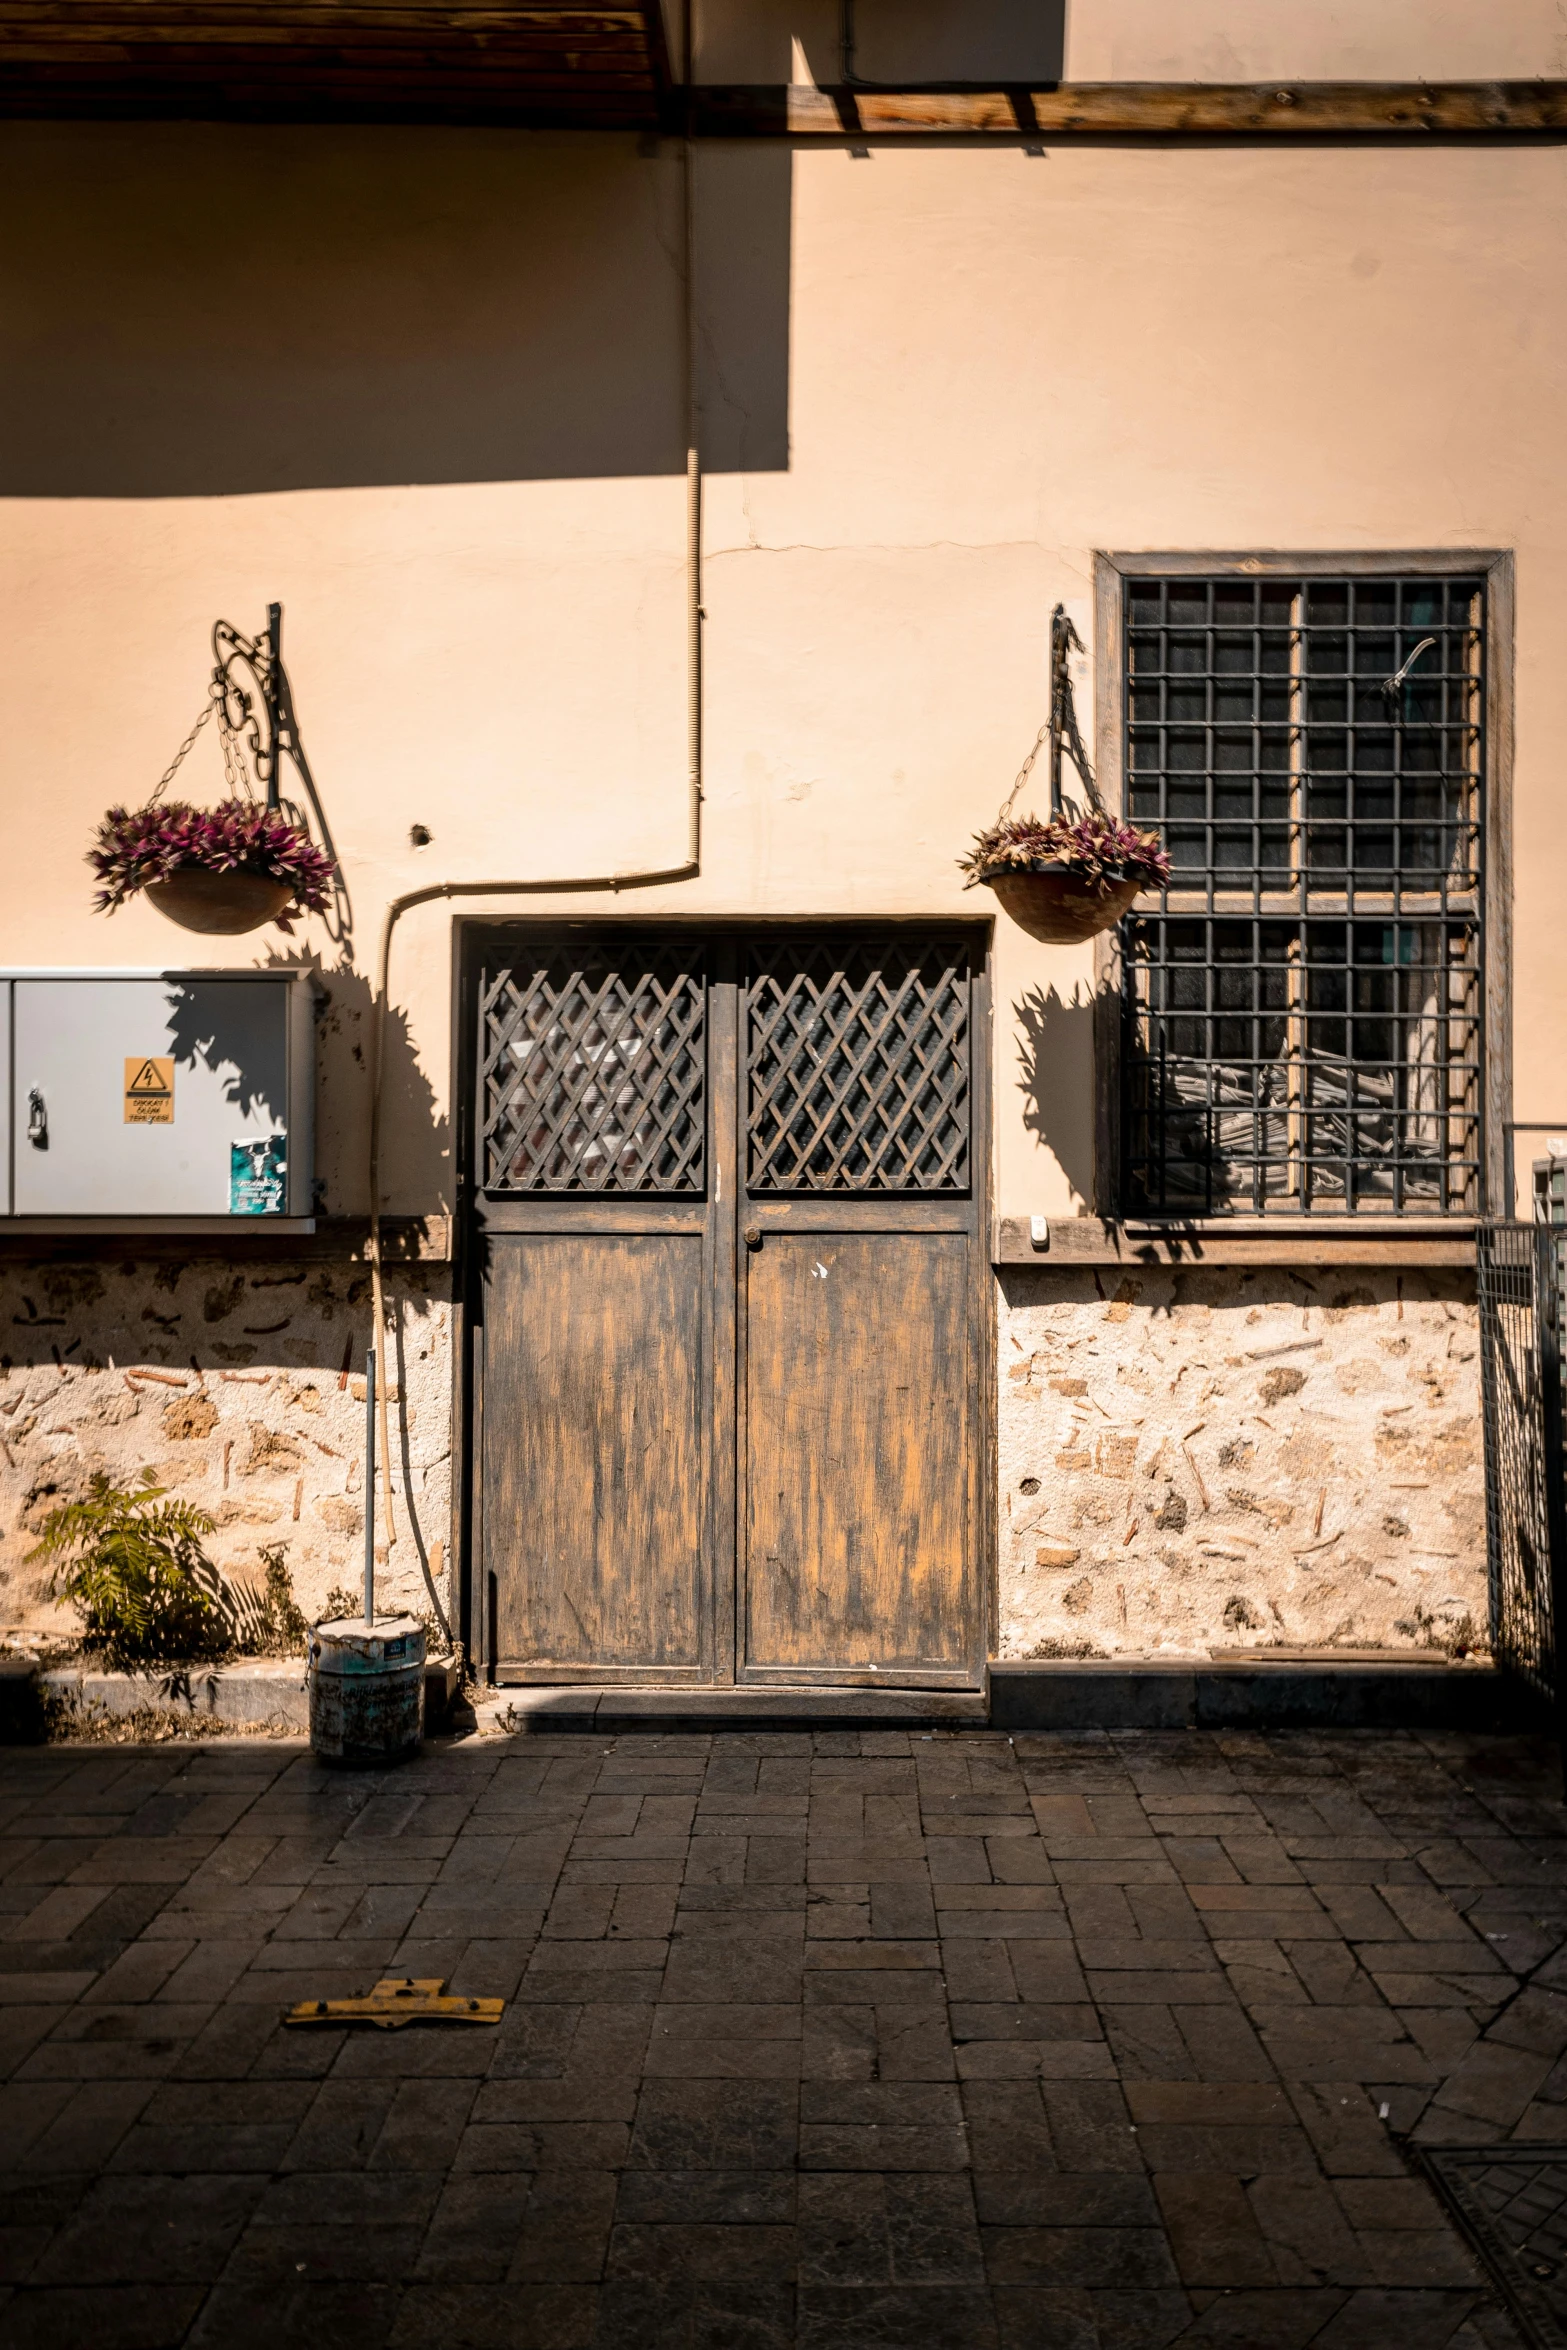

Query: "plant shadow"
<box><xmin>1013</xmin><ymin>981</ymin><xmax>1102</xmax><ymax>1211</ymax></box>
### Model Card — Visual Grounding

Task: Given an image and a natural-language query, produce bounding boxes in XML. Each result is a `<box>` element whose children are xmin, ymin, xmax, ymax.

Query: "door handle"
<box><xmin>26</xmin><ymin>1088</ymin><xmax>47</xmax><ymax>1150</ymax></box>
<box><xmin>743</xmin><ymin>1224</ymin><xmax>762</xmax><ymax>1250</ymax></box>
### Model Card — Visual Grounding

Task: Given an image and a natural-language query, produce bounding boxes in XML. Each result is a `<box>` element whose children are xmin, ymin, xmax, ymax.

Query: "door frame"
<box><xmin>453</xmin><ymin>914</ymin><xmax>995</xmax><ymax>1689</ymax></box>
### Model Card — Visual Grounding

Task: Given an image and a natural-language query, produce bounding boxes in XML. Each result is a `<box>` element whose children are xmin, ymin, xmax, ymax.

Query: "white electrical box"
<box><xmin>2</xmin><ymin>970</ymin><xmax>315</xmax><ymax>1226</ymax></box>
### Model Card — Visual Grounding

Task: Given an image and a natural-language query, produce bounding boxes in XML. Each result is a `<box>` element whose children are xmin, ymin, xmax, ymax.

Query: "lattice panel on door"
<box><xmin>745</xmin><ymin>937</ymin><xmax>970</xmax><ymax>1192</ymax></box>
<box><xmin>481</xmin><ymin>941</ymin><xmax>706</xmax><ymax>1192</ymax></box>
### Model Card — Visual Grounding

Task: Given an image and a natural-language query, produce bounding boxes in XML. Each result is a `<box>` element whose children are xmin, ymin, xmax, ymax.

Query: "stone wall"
<box><xmin>996</xmin><ymin>1265</ymin><xmax>1485</xmax><ymax>1661</ymax></box>
<box><xmin>1</xmin><ymin>1248</ymin><xmax>1489</xmax><ymax>1668</ymax></box>
<box><xmin>0</xmin><ymin>1254</ymin><xmax>453</xmax><ymax>1645</ymax></box>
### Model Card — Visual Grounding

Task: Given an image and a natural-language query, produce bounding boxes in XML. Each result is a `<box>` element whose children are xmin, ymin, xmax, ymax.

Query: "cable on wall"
<box><xmin>363</xmin><ymin>6</ymin><xmax>704</xmax><ymax>1647</ymax></box>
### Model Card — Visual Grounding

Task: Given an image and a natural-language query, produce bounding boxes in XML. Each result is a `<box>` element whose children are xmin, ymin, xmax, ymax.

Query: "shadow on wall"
<box><xmin>160</xmin><ymin>980</ymin><xmax>289</xmax><ymax>1130</ymax></box>
<box><xmin>0</xmin><ymin>1255</ymin><xmax>438</xmax><ymax>1383</ymax></box>
<box><xmin>0</xmin><ymin>123</ymin><xmax>789</xmax><ymax>494</ymax></box>
<box><xmin>1014</xmin><ymin>981</ymin><xmax>1100</xmax><ymax>1210</ymax></box>
<box><xmin>258</xmin><ymin>947</ymin><xmax>450</xmax><ymax>1216</ymax></box>
<box><xmin>832</xmin><ymin>0</ymin><xmax>1065</xmax><ymax>82</ymax></box>
<box><xmin>704</xmin><ymin>0</ymin><xmax>1065</xmax><ymax>84</ymax></box>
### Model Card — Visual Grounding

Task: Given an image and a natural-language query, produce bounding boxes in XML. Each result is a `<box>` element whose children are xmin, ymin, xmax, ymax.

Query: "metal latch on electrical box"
<box><xmin>282</xmin><ymin>1976</ymin><xmax>504</xmax><ymax>2030</ymax></box>
<box><xmin>1030</xmin><ymin>1216</ymin><xmax>1049</xmax><ymax>1251</ymax></box>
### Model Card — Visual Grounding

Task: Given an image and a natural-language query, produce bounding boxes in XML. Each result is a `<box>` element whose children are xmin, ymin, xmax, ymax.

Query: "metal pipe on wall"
<box><xmin>363</xmin><ymin>8</ymin><xmax>704</xmax><ymax>1653</ymax></box>
<box><xmin>363</xmin><ymin>1346</ymin><xmax>376</xmax><ymax>1624</ymax></box>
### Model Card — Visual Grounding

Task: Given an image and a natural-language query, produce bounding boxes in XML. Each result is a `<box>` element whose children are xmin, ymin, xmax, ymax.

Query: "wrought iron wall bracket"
<box><xmin>211</xmin><ymin>603</ymin><xmax>283</xmax><ymax>811</ymax></box>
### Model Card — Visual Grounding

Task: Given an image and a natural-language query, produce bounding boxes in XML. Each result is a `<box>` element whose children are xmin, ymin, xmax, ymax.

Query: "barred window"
<box><xmin>1120</xmin><ymin>572</ymin><xmax>1485</xmax><ymax>1216</ymax></box>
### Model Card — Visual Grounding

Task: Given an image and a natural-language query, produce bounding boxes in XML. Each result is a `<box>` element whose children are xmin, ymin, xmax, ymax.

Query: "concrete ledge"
<box><xmin>41</xmin><ymin>1657</ymin><xmax>309</xmax><ymax>1728</ymax></box>
<box><xmin>491</xmin><ymin>1685</ymin><xmax>989</xmax><ymax>1733</ymax></box>
<box><xmin>22</xmin><ymin>1653</ymin><xmax>465</xmax><ymax>1738</ymax></box>
<box><xmin>988</xmin><ymin>1659</ymin><xmax>1546</xmax><ymax>1733</ymax></box>
<box><xmin>994</xmin><ymin>1213</ymin><xmax>1476</xmax><ymax>1269</ymax></box>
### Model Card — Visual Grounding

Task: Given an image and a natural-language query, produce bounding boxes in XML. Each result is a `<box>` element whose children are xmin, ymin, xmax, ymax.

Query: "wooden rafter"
<box><xmin>0</xmin><ymin>3</ymin><xmax>671</xmax><ymax>125</ymax></box>
<box><xmin>695</xmin><ymin>79</ymin><xmax>1567</xmax><ymax>140</ymax></box>
<box><xmin>1</xmin><ymin>30</ymin><xmax>1563</xmax><ymax>138</ymax></box>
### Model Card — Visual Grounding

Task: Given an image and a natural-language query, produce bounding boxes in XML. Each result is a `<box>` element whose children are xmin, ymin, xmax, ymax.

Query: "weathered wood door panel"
<box><xmin>735</xmin><ymin>933</ymin><xmax>982</xmax><ymax>1683</ymax></box>
<box><xmin>466</xmin><ymin>923</ymin><xmax>987</xmax><ymax>1687</ymax></box>
<box><xmin>484</xmin><ymin>1234</ymin><xmax>706</xmax><ymax>1670</ymax></box>
<box><xmin>743</xmin><ymin>1231</ymin><xmax>971</xmax><ymax>1673</ymax></box>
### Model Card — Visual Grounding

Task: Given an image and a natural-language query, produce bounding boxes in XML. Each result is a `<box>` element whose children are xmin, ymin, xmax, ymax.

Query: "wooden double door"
<box><xmin>464</xmin><ymin>924</ymin><xmax>990</xmax><ymax>1688</ymax></box>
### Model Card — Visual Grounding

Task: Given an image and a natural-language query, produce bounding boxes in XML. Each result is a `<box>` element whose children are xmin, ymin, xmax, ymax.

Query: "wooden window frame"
<box><xmin>1091</xmin><ymin>548</ymin><xmax>1514</xmax><ymax>1232</ymax></box>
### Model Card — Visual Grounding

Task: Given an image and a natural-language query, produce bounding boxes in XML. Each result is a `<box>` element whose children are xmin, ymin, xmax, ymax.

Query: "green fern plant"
<box><xmin>27</xmin><ymin>1472</ymin><xmax>229</xmax><ymax>1671</ymax></box>
<box><xmin>230</xmin><ymin>1543</ymin><xmax>312</xmax><ymax>1658</ymax></box>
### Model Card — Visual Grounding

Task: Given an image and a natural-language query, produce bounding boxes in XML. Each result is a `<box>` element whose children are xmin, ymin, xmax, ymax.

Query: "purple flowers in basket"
<box><xmin>960</xmin><ymin>808</ymin><xmax>1171</xmax><ymax>894</ymax></box>
<box><xmin>89</xmin><ymin>800</ymin><xmax>335</xmax><ymax>932</ymax></box>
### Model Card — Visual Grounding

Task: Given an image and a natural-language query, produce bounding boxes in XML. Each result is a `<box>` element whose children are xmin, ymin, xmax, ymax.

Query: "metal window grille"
<box><xmin>745</xmin><ymin>936</ymin><xmax>971</xmax><ymax>1192</ymax></box>
<box><xmin>480</xmin><ymin>939</ymin><xmax>706</xmax><ymax>1192</ymax></box>
<box><xmin>1121</xmin><ymin>573</ymin><xmax>1485</xmax><ymax>1215</ymax></box>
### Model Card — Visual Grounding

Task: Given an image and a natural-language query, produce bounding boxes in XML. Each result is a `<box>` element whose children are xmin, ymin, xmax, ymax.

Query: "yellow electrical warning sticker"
<box><xmin>124</xmin><ymin>1057</ymin><xmax>174</xmax><ymax>1123</ymax></box>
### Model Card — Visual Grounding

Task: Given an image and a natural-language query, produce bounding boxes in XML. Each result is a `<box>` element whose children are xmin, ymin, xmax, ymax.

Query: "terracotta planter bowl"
<box><xmin>981</xmin><ymin>864</ymin><xmax>1144</xmax><ymax>945</ymax></box>
<box><xmin>146</xmin><ymin>868</ymin><xmax>294</xmax><ymax>936</ymax></box>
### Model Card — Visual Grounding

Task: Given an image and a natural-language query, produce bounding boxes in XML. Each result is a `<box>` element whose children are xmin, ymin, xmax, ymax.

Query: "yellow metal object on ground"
<box><xmin>283</xmin><ymin>1976</ymin><xmax>503</xmax><ymax>2029</ymax></box>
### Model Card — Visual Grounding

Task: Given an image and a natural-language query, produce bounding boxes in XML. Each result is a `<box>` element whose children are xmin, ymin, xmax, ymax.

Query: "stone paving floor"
<box><xmin>0</xmin><ymin>1722</ymin><xmax>1564</xmax><ymax>2349</ymax></box>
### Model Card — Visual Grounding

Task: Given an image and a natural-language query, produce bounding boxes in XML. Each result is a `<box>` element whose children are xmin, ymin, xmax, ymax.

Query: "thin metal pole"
<box><xmin>363</xmin><ymin>1346</ymin><xmax>376</xmax><ymax>1627</ymax></box>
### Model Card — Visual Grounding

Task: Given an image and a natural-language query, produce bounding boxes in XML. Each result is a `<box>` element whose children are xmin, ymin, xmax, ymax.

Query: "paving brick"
<box><xmin>1420</xmin><ymin>2039</ymin><xmax>1555</xmax><ymax>2129</ymax></box>
<box><xmin>1305</xmin><ymin>2286</ymin><xmax>1491</xmax><ymax>2348</ymax></box>
<box><xmin>627</xmin><ymin>2080</ymin><xmax>798</xmax><ymax>2172</ymax></box>
<box><xmin>796</xmin><ymin>2170</ymin><xmax>982</xmax><ymax>2283</ymax></box>
<box><xmin>615</xmin><ymin>2171</ymin><xmax>796</xmax><ymax>2224</ymax></box>
<box><xmin>1040</xmin><ymin>2082</ymin><xmax>1145</xmax><ymax>2174</ymax></box>
<box><xmin>1482</xmin><ymin>1986</ymin><xmax>1567</xmax><ymax>2059</ymax></box>
<box><xmin>512</xmin><ymin>2171</ymin><xmax>620</xmax><ymax>2282</ymax></box>
<box><xmin>0</xmin><ymin>1728</ymin><xmax>1554</xmax><ymax>2340</ymax></box>
<box><xmin>590</xmin><ymin>2278</ymin><xmax>792</xmax><ymax>2350</ymax></box>
<box><xmin>796</xmin><ymin>2282</ymin><xmax>997</xmax><ymax>2348</ymax></box>
<box><xmin>1247</xmin><ymin>2173</ymin><xmax>1366</xmax><ymax>2287</ymax></box>
<box><xmin>1135</xmin><ymin>2123</ymin><xmax>1321</xmax><ymax>2178</ymax></box>
<box><xmin>801</xmin><ymin>2009</ymin><xmax>877</xmax><ymax>2082</ymax></box>
<box><xmin>367</xmin><ymin>2077</ymin><xmax>478</xmax><ymax>2170</ymax></box>
<box><xmin>34</xmin><ymin>2171</ymin><xmax>264</xmax><ymax>2283</ymax></box>
<box><xmin>0</xmin><ymin>2283</ymin><xmax>207</xmax><ymax>2349</ymax></box>
<box><xmin>1154</xmin><ymin>2171</ymin><xmax>1277</xmax><ymax>2287</ymax></box>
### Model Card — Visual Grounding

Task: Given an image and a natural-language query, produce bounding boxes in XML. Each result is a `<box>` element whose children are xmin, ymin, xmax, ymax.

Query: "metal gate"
<box><xmin>1477</xmin><ymin>1221</ymin><xmax>1567</xmax><ymax>1704</ymax></box>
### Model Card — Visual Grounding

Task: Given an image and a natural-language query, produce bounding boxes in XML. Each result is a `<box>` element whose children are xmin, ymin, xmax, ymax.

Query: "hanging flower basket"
<box><xmin>90</xmin><ymin>799</ymin><xmax>334</xmax><ymax>937</ymax></box>
<box><xmin>961</xmin><ymin>810</ymin><xmax>1171</xmax><ymax>945</ymax></box>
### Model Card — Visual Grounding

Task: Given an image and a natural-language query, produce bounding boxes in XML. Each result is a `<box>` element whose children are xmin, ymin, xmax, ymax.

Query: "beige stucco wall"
<box><xmin>4</xmin><ymin>121</ymin><xmax>1564</xmax><ymax>1217</ymax></box>
<box><xmin>1</xmin><ymin>37</ymin><xmax>1561</xmax><ymax>1662</ymax></box>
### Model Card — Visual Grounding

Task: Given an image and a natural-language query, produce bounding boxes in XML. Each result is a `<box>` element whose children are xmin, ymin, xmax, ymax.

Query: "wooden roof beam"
<box><xmin>690</xmin><ymin>80</ymin><xmax>1567</xmax><ymax>140</ymax></box>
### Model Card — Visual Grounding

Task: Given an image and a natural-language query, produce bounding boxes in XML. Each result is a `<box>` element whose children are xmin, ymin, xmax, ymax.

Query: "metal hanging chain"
<box><xmin>215</xmin><ymin>682</ymin><xmax>256</xmax><ymax>804</ymax></box>
<box><xmin>995</xmin><ymin>605</ymin><xmax>1105</xmax><ymax>827</ymax></box>
<box><xmin>995</xmin><ymin>720</ymin><xmax>1051</xmax><ymax>829</ymax></box>
<box><xmin>145</xmin><ymin>664</ymin><xmax>260</xmax><ymax>809</ymax></box>
<box><xmin>145</xmin><ymin>699</ymin><xmax>214</xmax><ymax>807</ymax></box>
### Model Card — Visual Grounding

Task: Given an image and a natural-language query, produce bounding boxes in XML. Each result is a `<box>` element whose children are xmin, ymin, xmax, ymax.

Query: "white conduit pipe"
<box><xmin>364</xmin><ymin>104</ymin><xmax>704</xmax><ymax>1644</ymax></box>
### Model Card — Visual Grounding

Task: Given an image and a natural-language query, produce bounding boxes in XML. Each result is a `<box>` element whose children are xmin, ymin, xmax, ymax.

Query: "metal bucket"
<box><xmin>309</xmin><ymin>1616</ymin><xmax>426</xmax><ymax>1766</ymax></box>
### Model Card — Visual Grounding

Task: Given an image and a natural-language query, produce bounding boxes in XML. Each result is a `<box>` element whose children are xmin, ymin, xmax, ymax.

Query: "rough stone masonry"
<box><xmin>997</xmin><ymin>1268</ymin><xmax>1484</xmax><ymax>1663</ymax></box>
<box><xmin>0</xmin><ymin>1254</ymin><xmax>1485</xmax><ymax>1668</ymax></box>
<box><xmin>0</xmin><ymin>1255</ymin><xmax>453</xmax><ymax>1643</ymax></box>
